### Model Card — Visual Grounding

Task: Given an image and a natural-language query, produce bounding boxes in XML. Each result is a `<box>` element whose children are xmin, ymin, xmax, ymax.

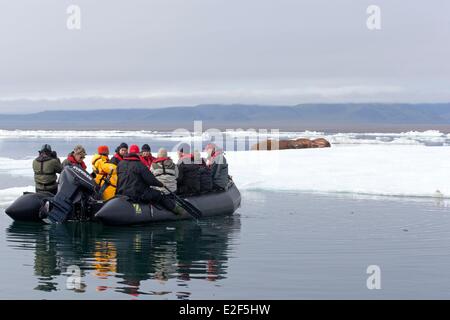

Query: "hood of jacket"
<box><xmin>92</xmin><ymin>154</ymin><xmax>109</xmax><ymax>165</ymax></box>
<box><xmin>123</xmin><ymin>153</ymin><xmax>141</xmax><ymax>161</ymax></box>
<box><xmin>36</xmin><ymin>153</ymin><xmax>53</xmax><ymax>162</ymax></box>
<box><xmin>153</xmin><ymin>157</ymin><xmax>174</xmax><ymax>166</ymax></box>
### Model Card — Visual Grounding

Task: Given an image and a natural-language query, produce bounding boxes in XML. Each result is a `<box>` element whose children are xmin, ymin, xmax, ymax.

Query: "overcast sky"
<box><xmin>0</xmin><ymin>0</ymin><xmax>449</xmax><ymax>113</ymax></box>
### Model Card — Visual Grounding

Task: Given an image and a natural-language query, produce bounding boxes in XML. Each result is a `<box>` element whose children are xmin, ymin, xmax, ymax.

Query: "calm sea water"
<box><xmin>2</xmin><ymin>138</ymin><xmax>450</xmax><ymax>299</ymax></box>
<box><xmin>3</xmin><ymin>191</ymin><xmax>450</xmax><ymax>299</ymax></box>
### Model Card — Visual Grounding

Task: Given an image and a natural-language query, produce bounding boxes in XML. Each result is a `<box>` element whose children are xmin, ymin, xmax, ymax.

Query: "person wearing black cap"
<box><xmin>110</xmin><ymin>142</ymin><xmax>128</xmax><ymax>166</ymax></box>
<box><xmin>176</xmin><ymin>143</ymin><xmax>201</xmax><ymax>195</ymax></box>
<box><xmin>140</xmin><ymin>144</ymin><xmax>154</xmax><ymax>169</ymax></box>
<box><xmin>32</xmin><ymin>144</ymin><xmax>63</xmax><ymax>195</ymax></box>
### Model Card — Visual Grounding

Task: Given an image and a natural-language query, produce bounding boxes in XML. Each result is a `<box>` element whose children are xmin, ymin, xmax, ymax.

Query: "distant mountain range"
<box><xmin>2</xmin><ymin>103</ymin><xmax>450</xmax><ymax>132</ymax></box>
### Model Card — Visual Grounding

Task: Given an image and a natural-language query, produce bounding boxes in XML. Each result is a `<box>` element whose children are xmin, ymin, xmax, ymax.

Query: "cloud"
<box><xmin>0</xmin><ymin>84</ymin><xmax>404</xmax><ymax>101</ymax></box>
<box><xmin>0</xmin><ymin>84</ymin><xmax>408</xmax><ymax>113</ymax></box>
<box><xmin>0</xmin><ymin>0</ymin><xmax>449</xmax><ymax>111</ymax></box>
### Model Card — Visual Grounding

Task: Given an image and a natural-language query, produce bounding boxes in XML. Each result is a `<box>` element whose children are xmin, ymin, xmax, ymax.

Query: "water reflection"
<box><xmin>6</xmin><ymin>216</ymin><xmax>240</xmax><ymax>298</ymax></box>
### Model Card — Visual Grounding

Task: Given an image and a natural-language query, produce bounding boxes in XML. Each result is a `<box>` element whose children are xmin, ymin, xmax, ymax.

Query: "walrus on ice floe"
<box><xmin>251</xmin><ymin>138</ymin><xmax>331</xmax><ymax>150</ymax></box>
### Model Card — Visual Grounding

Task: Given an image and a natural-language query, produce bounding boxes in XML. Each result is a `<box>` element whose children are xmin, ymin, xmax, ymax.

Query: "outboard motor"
<box><xmin>42</xmin><ymin>166</ymin><xmax>97</xmax><ymax>224</ymax></box>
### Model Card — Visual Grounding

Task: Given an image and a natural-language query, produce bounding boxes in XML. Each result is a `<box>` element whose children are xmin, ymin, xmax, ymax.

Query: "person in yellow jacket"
<box><xmin>92</xmin><ymin>145</ymin><xmax>118</xmax><ymax>201</ymax></box>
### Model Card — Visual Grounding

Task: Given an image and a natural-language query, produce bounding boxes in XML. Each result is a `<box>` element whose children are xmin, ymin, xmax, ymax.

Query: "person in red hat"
<box><xmin>92</xmin><ymin>145</ymin><xmax>118</xmax><ymax>201</ymax></box>
<box><xmin>116</xmin><ymin>144</ymin><xmax>186</xmax><ymax>215</ymax></box>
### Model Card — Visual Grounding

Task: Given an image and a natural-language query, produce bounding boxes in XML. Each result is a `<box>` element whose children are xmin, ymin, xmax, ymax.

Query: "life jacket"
<box><xmin>151</xmin><ymin>157</ymin><xmax>175</xmax><ymax>176</ymax></box>
<box><xmin>207</xmin><ymin>150</ymin><xmax>222</xmax><ymax>166</ymax></box>
<box><xmin>123</xmin><ymin>153</ymin><xmax>141</xmax><ymax>162</ymax></box>
<box><xmin>180</xmin><ymin>153</ymin><xmax>195</xmax><ymax>164</ymax></box>
<box><xmin>33</xmin><ymin>153</ymin><xmax>61</xmax><ymax>189</ymax></box>
<box><xmin>113</xmin><ymin>153</ymin><xmax>123</xmax><ymax>162</ymax></box>
<box><xmin>35</xmin><ymin>153</ymin><xmax>54</xmax><ymax>171</ymax></box>
<box><xmin>92</xmin><ymin>154</ymin><xmax>110</xmax><ymax>175</ymax></box>
<box><xmin>67</xmin><ymin>153</ymin><xmax>87</xmax><ymax>170</ymax></box>
<box><xmin>153</xmin><ymin>157</ymin><xmax>170</xmax><ymax>164</ymax></box>
<box><xmin>181</xmin><ymin>153</ymin><xmax>193</xmax><ymax>159</ymax></box>
<box><xmin>140</xmin><ymin>155</ymin><xmax>154</xmax><ymax>169</ymax></box>
<box><xmin>92</xmin><ymin>154</ymin><xmax>118</xmax><ymax>200</ymax></box>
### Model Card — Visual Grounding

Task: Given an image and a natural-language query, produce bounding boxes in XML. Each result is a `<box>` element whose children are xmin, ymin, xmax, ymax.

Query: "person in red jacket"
<box><xmin>110</xmin><ymin>142</ymin><xmax>128</xmax><ymax>166</ymax></box>
<box><xmin>140</xmin><ymin>144</ymin><xmax>154</xmax><ymax>169</ymax></box>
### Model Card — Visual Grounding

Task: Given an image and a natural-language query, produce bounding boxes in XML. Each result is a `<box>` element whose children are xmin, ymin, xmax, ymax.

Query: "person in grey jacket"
<box><xmin>205</xmin><ymin>143</ymin><xmax>229</xmax><ymax>190</ymax></box>
<box><xmin>150</xmin><ymin>148</ymin><xmax>178</xmax><ymax>194</ymax></box>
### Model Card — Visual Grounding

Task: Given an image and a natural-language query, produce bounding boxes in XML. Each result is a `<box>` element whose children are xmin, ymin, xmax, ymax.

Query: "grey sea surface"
<box><xmin>1</xmin><ymin>190</ymin><xmax>450</xmax><ymax>299</ymax></box>
<box><xmin>1</xmin><ymin>136</ymin><xmax>450</xmax><ymax>299</ymax></box>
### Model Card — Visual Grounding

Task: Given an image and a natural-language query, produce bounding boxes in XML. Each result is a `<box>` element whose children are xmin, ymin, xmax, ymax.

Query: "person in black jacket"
<box><xmin>116</xmin><ymin>145</ymin><xmax>186</xmax><ymax>215</ymax></box>
<box><xmin>205</xmin><ymin>143</ymin><xmax>229</xmax><ymax>190</ymax></box>
<box><xmin>195</xmin><ymin>151</ymin><xmax>213</xmax><ymax>193</ymax></box>
<box><xmin>176</xmin><ymin>145</ymin><xmax>201</xmax><ymax>195</ymax></box>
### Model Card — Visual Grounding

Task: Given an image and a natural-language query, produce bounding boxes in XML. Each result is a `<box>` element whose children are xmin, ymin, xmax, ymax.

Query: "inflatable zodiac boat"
<box><xmin>5</xmin><ymin>166</ymin><xmax>241</xmax><ymax>226</ymax></box>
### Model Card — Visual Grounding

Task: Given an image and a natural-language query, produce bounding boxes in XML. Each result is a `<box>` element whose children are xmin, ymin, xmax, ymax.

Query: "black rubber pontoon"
<box><xmin>5</xmin><ymin>192</ymin><xmax>52</xmax><ymax>222</ymax></box>
<box><xmin>5</xmin><ymin>165</ymin><xmax>241</xmax><ymax>226</ymax></box>
<box><xmin>5</xmin><ymin>166</ymin><xmax>101</xmax><ymax>223</ymax></box>
<box><xmin>95</xmin><ymin>182</ymin><xmax>241</xmax><ymax>226</ymax></box>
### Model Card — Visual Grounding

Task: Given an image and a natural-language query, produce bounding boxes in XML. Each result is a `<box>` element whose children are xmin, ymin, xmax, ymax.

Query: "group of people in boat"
<box><xmin>32</xmin><ymin>142</ymin><xmax>229</xmax><ymax>216</ymax></box>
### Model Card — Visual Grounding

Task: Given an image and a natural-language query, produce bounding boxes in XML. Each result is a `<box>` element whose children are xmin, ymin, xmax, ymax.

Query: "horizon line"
<box><xmin>2</xmin><ymin>102</ymin><xmax>450</xmax><ymax>115</ymax></box>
